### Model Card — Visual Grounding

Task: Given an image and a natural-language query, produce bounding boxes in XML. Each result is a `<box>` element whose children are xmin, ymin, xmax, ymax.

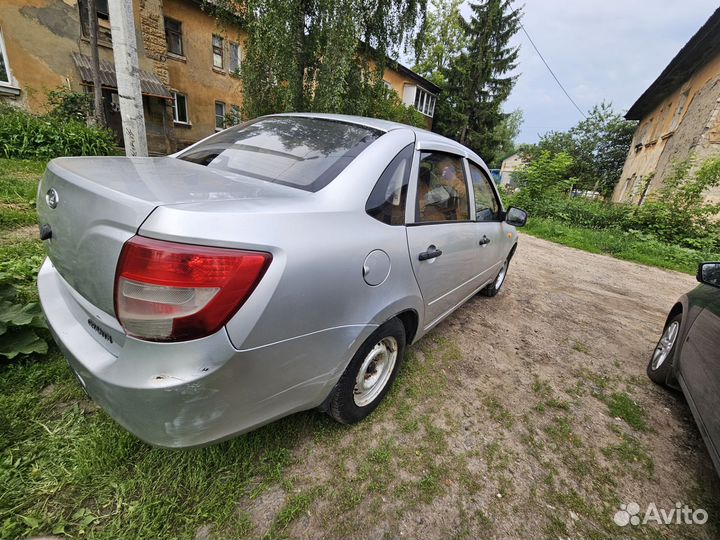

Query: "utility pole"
<box><xmin>107</xmin><ymin>0</ymin><xmax>148</xmax><ymax>157</ymax></box>
<box><xmin>88</xmin><ymin>0</ymin><xmax>105</xmax><ymax>127</ymax></box>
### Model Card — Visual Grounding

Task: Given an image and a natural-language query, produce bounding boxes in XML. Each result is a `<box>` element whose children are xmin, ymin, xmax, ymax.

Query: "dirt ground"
<box><xmin>227</xmin><ymin>234</ymin><xmax>720</xmax><ymax>539</ymax></box>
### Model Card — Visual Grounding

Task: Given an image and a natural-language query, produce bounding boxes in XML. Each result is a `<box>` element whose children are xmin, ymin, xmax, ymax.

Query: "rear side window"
<box><xmin>177</xmin><ymin>116</ymin><xmax>382</xmax><ymax>192</ymax></box>
<box><xmin>366</xmin><ymin>144</ymin><xmax>414</xmax><ymax>225</ymax></box>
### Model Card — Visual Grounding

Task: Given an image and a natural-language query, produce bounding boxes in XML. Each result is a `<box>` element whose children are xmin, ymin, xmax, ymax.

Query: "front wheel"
<box><xmin>326</xmin><ymin>318</ymin><xmax>406</xmax><ymax>424</ymax></box>
<box><xmin>647</xmin><ymin>314</ymin><xmax>681</xmax><ymax>386</ymax></box>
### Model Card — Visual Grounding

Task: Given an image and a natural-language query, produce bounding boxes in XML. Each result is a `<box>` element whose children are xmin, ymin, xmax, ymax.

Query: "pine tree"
<box><xmin>434</xmin><ymin>0</ymin><xmax>521</xmax><ymax>160</ymax></box>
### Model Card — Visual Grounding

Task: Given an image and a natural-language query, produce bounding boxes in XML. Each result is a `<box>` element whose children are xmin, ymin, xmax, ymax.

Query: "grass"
<box><xmin>2</xmin><ymin>157</ymin><xmax>719</xmax><ymax>539</ymax></box>
<box><xmin>523</xmin><ymin>217</ymin><xmax>720</xmax><ymax>274</ymax></box>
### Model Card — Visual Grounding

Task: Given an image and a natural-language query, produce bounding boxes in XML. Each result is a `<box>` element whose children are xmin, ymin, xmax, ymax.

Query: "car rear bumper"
<box><xmin>38</xmin><ymin>258</ymin><xmax>360</xmax><ymax>448</ymax></box>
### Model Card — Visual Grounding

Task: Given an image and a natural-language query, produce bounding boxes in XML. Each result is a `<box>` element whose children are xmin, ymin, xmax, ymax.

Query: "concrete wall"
<box><xmin>613</xmin><ymin>51</ymin><xmax>720</xmax><ymax>205</ymax></box>
<box><xmin>0</xmin><ymin>0</ymin><xmax>155</xmax><ymax>112</ymax></box>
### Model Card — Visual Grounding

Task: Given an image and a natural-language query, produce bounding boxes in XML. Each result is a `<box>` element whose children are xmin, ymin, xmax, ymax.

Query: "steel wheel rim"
<box><xmin>354</xmin><ymin>336</ymin><xmax>398</xmax><ymax>407</ymax></box>
<box><xmin>494</xmin><ymin>261</ymin><xmax>508</xmax><ymax>290</ymax></box>
<box><xmin>651</xmin><ymin>321</ymin><xmax>679</xmax><ymax>370</ymax></box>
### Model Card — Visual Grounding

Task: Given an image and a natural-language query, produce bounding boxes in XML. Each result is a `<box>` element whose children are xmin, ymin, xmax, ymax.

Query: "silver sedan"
<box><xmin>36</xmin><ymin>113</ymin><xmax>527</xmax><ymax>447</ymax></box>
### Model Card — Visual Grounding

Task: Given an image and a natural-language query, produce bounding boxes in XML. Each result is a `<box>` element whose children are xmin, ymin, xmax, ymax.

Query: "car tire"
<box><xmin>647</xmin><ymin>313</ymin><xmax>681</xmax><ymax>386</ymax></box>
<box><xmin>327</xmin><ymin>318</ymin><xmax>406</xmax><ymax>424</ymax></box>
<box><xmin>480</xmin><ymin>256</ymin><xmax>510</xmax><ymax>297</ymax></box>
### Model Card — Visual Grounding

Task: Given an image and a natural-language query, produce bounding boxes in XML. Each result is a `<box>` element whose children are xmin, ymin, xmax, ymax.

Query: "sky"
<box><xmin>486</xmin><ymin>1</ymin><xmax>717</xmax><ymax>144</ymax></box>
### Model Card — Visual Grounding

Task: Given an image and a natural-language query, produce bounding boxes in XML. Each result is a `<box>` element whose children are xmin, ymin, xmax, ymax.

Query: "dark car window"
<box><xmin>366</xmin><ymin>144</ymin><xmax>414</xmax><ymax>225</ymax></box>
<box><xmin>468</xmin><ymin>161</ymin><xmax>500</xmax><ymax>221</ymax></box>
<box><xmin>177</xmin><ymin>117</ymin><xmax>382</xmax><ymax>192</ymax></box>
<box><xmin>415</xmin><ymin>152</ymin><xmax>470</xmax><ymax>223</ymax></box>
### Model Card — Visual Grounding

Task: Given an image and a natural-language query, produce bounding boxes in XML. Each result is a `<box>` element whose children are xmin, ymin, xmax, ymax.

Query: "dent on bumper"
<box><xmin>38</xmin><ymin>259</ymin><xmax>370</xmax><ymax>447</ymax></box>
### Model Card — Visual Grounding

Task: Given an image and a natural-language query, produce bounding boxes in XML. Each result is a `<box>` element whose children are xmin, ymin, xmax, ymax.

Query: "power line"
<box><xmin>520</xmin><ymin>22</ymin><xmax>587</xmax><ymax>119</ymax></box>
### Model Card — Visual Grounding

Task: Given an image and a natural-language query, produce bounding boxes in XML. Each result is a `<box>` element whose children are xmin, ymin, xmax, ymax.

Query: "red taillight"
<box><xmin>114</xmin><ymin>236</ymin><xmax>272</xmax><ymax>342</ymax></box>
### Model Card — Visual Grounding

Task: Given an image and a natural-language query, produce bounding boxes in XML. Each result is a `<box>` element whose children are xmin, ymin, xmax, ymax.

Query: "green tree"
<box><xmin>413</xmin><ymin>0</ymin><xmax>468</xmax><ymax>86</ymax></box>
<box><xmin>433</xmin><ymin>0</ymin><xmax>521</xmax><ymax>160</ymax></box>
<box><xmin>489</xmin><ymin>108</ymin><xmax>522</xmax><ymax>167</ymax></box>
<box><xmin>519</xmin><ymin>102</ymin><xmax>636</xmax><ymax>195</ymax></box>
<box><xmin>512</xmin><ymin>151</ymin><xmax>574</xmax><ymax>209</ymax></box>
<box><xmin>210</xmin><ymin>0</ymin><xmax>427</xmax><ymax>123</ymax></box>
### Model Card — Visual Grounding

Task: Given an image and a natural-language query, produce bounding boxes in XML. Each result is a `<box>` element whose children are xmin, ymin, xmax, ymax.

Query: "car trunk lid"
<box><xmin>37</xmin><ymin>156</ymin><xmax>301</xmax><ymax>316</ymax></box>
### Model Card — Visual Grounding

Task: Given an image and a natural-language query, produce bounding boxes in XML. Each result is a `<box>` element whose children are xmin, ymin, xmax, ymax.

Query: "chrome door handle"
<box><xmin>418</xmin><ymin>246</ymin><xmax>443</xmax><ymax>261</ymax></box>
<box><xmin>479</xmin><ymin>235</ymin><xmax>491</xmax><ymax>246</ymax></box>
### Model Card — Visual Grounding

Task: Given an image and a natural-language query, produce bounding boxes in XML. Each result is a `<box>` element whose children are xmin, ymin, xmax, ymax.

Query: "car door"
<box><xmin>406</xmin><ymin>150</ymin><xmax>483</xmax><ymax>328</ymax></box>
<box><xmin>678</xmin><ymin>285</ymin><xmax>720</xmax><ymax>458</ymax></box>
<box><xmin>467</xmin><ymin>160</ymin><xmax>506</xmax><ymax>279</ymax></box>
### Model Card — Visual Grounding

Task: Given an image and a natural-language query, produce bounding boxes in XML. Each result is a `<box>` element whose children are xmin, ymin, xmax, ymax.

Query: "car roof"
<box><xmin>266</xmin><ymin>112</ymin><xmax>486</xmax><ymax>165</ymax></box>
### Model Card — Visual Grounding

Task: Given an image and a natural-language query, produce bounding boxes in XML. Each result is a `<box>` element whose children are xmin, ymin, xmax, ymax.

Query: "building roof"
<box><xmin>72</xmin><ymin>52</ymin><xmax>171</xmax><ymax>99</ymax></box>
<box><xmin>387</xmin><ymin>59</ymin><xmax>441</xmax><ymax>95</ymax></box>
<box><xmin>625</xmin><ymin>7</ymin><xmax>720</xmax><ymax>120</ymax></box>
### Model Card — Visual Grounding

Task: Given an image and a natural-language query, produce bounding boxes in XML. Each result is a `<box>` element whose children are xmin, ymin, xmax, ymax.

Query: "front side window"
<box><xmin>165</xmin><ymin>17</ymin><xmax>183</xmax><ymax>56</ymax></box>
<box><xmin>212</xmin><ymin>35</ymin><xmax>224</xmax><ymax>69</ymax></box>
<box><xmin>0</xmin><ymin>30</ymin><xmax>11</xmax><ymax>85</ymax></box>
<box><xmin>468</xmin><ymin>161</ymin><xmax>500</xmax><ymax>221</ymax></box>
<box><xmin>415</xmin><ymin>152</ymin><xmax>469</xmax><ymax>223</ymax></box>
<box><xmin>366</xmin><ymin>144</ymin><xmax>414</xmax><ymax>225</ymax></box>
<box><xmin>177</xmin><ymin>116</ymin><xmax>381</xmax><ymax>192</ymax></box>
<box><xmin>172</xmin><ymin>91</ymin><xmax>188</xmax><ymax>124</ymax></box>
<box><xmin>215</xmin><ymin>101</ymin><xmax>226</xmax><ymax>130</ymax></box>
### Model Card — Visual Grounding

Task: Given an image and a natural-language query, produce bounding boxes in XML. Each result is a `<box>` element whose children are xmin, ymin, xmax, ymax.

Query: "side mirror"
<box><xmin>505</xmin><ymin>206</ymin><xmax>528</xmax><ymax>227</ymax></box>
<box><xmin>697</xmin><ymin>262</ymin><xmax>720</xmax><ymax>288</ymax></box>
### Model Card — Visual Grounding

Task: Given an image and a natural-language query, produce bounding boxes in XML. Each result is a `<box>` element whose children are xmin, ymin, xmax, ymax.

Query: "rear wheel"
<box><xmin>480</xmin><ymin>257</ymin><xmax>510</xmax><ymax>297</ymax></box>
<box><xmin>647</xmin><ymin>314</ymin><xmax>681</xmax><ymax>386</ymax></box>
<box><xmin>327</xmin><ymin>318</ymin><xmax>406</xmax><ymax>424</ymax></box>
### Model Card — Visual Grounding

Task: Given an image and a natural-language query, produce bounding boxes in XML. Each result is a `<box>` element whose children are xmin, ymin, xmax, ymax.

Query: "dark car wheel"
<box><xmin>480</xmin><ymin>256</ymin><xmax>510</xmax><ymax>297</ymax></box>
<box><xmin>647</xmin><ymin>313</ymin><xmax>681</xmax><ymax>385</ymax></box>
<box><xmin>327</xmin><ymin>318</ymin><xmax>406</xmax><ymax>424</ymax></box>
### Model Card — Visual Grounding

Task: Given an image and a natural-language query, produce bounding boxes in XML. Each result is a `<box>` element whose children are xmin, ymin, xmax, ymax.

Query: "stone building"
<box><xmin>0</xmin><ymin>0</ymin><xmax>439</xmax><ymax>154</ymax></box>
<box><xmin>612</xmin><ymin>7</ymin><xmax>720</xmax><ymax>205</ymax></box>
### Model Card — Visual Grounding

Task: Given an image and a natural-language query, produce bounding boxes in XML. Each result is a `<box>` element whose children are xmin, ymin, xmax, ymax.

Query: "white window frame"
<box><xmin>215</xmin><ymin>100</ymin><xmax>226</xmax><ymax>131</ymax></box>
<box><xmin>171</xmin><ymin>91</ymin><xmax>189</xmax><ymax>125</ymax></box>
<box><xmin>413</xmin><ymin>86</ymin><xmax>436</xmax><ymax>118</ymax></box>
<box><xmin>0</xmin><ymin>28</ymin><xmax>17</xmax><ymax>89</ymax></box>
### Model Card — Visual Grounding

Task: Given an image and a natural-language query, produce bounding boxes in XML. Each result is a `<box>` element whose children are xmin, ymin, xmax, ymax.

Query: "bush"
<box><xmin>0</xmin><ymin>270</ymin><xmax>47</xmax><ymax>360</ymax></box>
<box><xmin>509</xmin><ymin>152</ymin><xmax>720</xmax><ymax>251</ymax></box>
<box><xmin>0</xmin><ymin>104</ymin><xmax>116</xmax><ymax>160</ymax></box>
<box><xmin>46</xmin><ymin>88</ymin><xmax>94</xmax><ymax>123</ymax></box>
<box><xmin>628</xmin><ymin>157</ymin><xmax>720</xmax><ymax>250</ymax></box>
<box><xmin>511</xmin><ymin>151</ymin><xmax>574</xmax><ymax>211</ymax></box>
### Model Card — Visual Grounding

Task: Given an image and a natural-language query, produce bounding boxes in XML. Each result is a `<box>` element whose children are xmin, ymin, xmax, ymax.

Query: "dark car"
<box><xmin>648</xmin><ymin>262</ymin><xmax>720</xmax><ymax>472</ymax></box>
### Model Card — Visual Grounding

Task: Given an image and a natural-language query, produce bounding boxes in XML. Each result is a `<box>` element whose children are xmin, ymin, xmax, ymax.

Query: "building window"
<box><xmin>215</xmin><ymin>101</ymin><xmax>226</xmax><ymax>130</ymax></box>
<box><xmin>413</xmin><ymin>87</ymin><xmax>436</xmax><ymax>118</ymax></box>
<box><xmin>212</xmin><ymin>35</ymin><xmax>224</xmax><ymax>69</ymax></box>
<box><xmin>164</xmin><ymin>17</ymin><xmax>183</xmax><ymax>56</ymax></box>
<box><xmin>229</xmin><ymin>42</ymin><xmax>241</xmax><ymax>75</ymax></box>
<box><xmin>0</xmin><ymin>30</ymin><xmax>13</xmax><ymax>85</ymax></box>
<box><xmin>172</xmin><ymin>91</ymin><xmax>189</xmax><ymax>124</ymax></box>
<box><xmin>79</xmin><ymin>0</ymin><xmax>112</xmax><ymax>43</ymax></box>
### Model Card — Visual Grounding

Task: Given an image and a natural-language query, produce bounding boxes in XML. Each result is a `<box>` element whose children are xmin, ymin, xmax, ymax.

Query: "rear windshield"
<box><xmin>177</xmin><ymin>116</ymin><xmax>382</xmax><ymax>192</ymax></box>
